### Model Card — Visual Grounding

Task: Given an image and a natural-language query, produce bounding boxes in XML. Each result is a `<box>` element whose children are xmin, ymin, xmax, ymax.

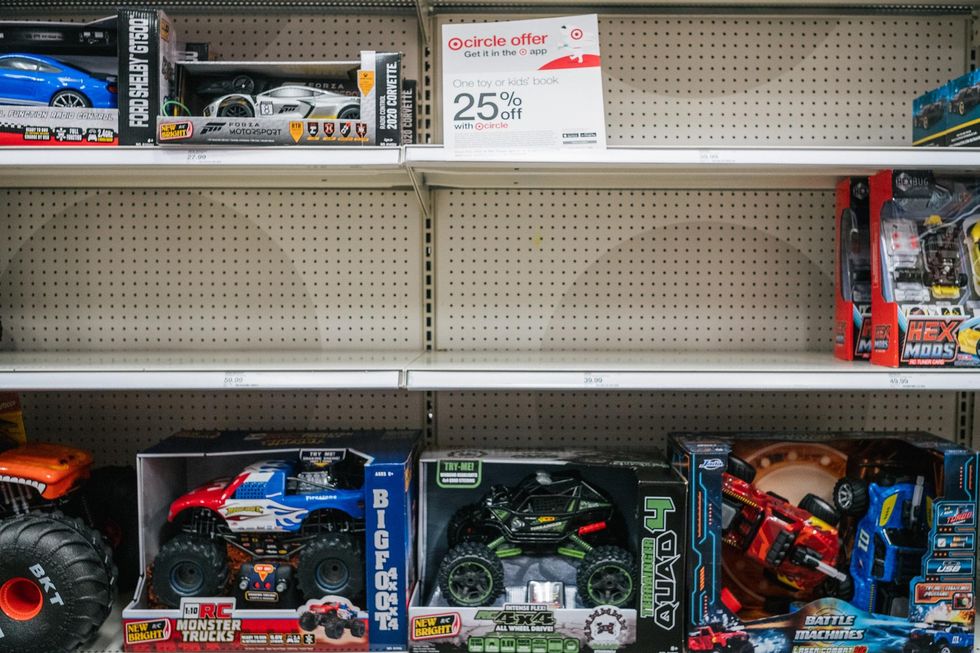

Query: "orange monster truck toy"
<box><xmin>0</xmin><ymin>442</ymin><xmax>135</xmax><ymax>653</ymax></box>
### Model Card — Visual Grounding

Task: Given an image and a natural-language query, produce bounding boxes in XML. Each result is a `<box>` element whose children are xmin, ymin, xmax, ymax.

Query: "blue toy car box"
<box><xmin>670</xmin><ymin>432</ymin><xmax>977</xmax><ymax>653</ymax></box>
<box><xmin>945</xmin><ymin>68</ymin><xmax>980</xmax><ymax>148</ymax></box>
<box><xmin>122</xmin><ymin>429</ymin><xmax>420</xmax><ymax>652</ymax></box>
<box><xmin>913</xmin><ymin>83</ymin><xmax>950</xmax><ymax>147</ymax></box>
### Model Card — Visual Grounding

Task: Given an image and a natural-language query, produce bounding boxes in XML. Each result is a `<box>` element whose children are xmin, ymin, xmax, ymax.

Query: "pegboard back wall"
<box><xmin>20</xmin><ymin>390</ymin><xmax>425</xmax><ymax>466</ymax></box>
<box><xmin>435</xmin><ymin>14</ymin><xmax>968</xmax><ymax>144</ymax></box>
<box><xmin>0</xmin><ymin>189</ymin><xmax>422</xmax><ymax>350</ymax></box>
<box><xmin>435</xmin><ymin>391</ymin><xmax>963</xmax><ymax>449</ymax></box>
<box><xmin>435</xmin><ymin>189</ymin><xmax>835</xmax><ymax>351</ymax></box>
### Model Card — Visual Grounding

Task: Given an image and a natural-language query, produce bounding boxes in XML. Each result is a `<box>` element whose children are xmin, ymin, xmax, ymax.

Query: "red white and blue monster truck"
<box><xmin>299</xmin><ymin>600</ymin><xmax>367</xmax><ymax>639</ymax></box>
<box><xmin>905</xmin><ymin>621</ymin><xmax>974</xmax><ymax>653</ymax></box>
<box><xmin>152</xmin><ymin>457</ymin><xmax>366</xmax><ymax>608</ymax></box>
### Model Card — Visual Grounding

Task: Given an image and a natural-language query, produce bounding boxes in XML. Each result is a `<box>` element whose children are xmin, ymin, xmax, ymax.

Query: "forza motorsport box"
<box><xmin>122</xmin><ymin>429</ymin><xmax>420</xmax><ymax>651</ymax></box>
<box><xmin>0</xmin><ymin>16</ymin><xmax>119</xmax><ymax>145</ymax></box>
<box><xmin>834</xmin><ymin>177</ymin><xmax>872</xmax><ymax>360</ymax></box>
<box><xmin>156</xmin><ymin>53</ymin><xmax>402</xmax><ymax>146</ymax></box>
<box><xmin>670</xmin><ymin>432</ymin><xmax>978</xmax><ymax>653</ymax></box>
<box><xmin>869</xmin><ymin>170</ymin><xmax>980</xmax><ymax>367</ymax></box>
<box><xmin>408</xmin><ymin>449</ymin><xmax>686</xmax><ymax>653</ymax></box>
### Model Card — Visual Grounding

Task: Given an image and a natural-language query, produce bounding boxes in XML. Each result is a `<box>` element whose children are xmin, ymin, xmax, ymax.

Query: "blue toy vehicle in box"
<box><xmin>906</xmin><ymin>621</ymin><xmax>974</xmax><ymax>653</ymax></box>
<box><xmin>0</xmin><ymin>53</ymin><xmax>117</xmax><ymax>108</ymax></box>
<box><xmin>152</xmin><ymin>455</ymin><xmax>367</xmax><ymax>608</ymax></box>
<box><xmin>833</xmin><ymin>473</ymin><xmax>932</xmax><ymax>616</ymax></box>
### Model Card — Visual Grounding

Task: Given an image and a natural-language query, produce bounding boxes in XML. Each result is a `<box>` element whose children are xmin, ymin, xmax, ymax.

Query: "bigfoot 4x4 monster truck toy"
<box><xmin>0</xmin><ymin>443</ymin><xmax>129</xmax><ymax>653</ymax></box>
<box><xmin>152</xmin><ymin>458</ymin><xmax>366</xmax><ymax>607</ymax></box>
<box><xmin>722</xmin><ymin>456</ymin><xmax>851</xmax><ymax>597</ymax></box>
<box><xmin>299</xmin><ymin>601</ymin><xmax>366</xmax><ymax>640</ymax></box>
<box><xmin>437</xmin><ymin>471</ymin><xmax>636</xmax><ymax>608</ymax></box>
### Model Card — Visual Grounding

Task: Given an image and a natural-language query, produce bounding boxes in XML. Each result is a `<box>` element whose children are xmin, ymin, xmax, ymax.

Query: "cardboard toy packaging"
<box><xmin>155</xmin><ymin>52</ymin><xmax>402</xmax><ymax>146</ymax></box>
<box><xmin>408</xmin><ymin>449</ymin><xmax>687</xmax><ymax>653</ymax></box>
<box><xmin>670</xmin><ymin>432</ymin><xmax>977</xmax><ymax>653</ymax></box>
<box><xmin>0</xmin><ymin>16</ymin><xmax>119</xmax><ymax>144</ymax></box>
<box><xmin>942</xmin><ymin>68</ymin><xmax>980</xmax><ymax>148</ymax></box>
<box><xmin>912</xmin><ymin>83</ymin><xmax>949</xmax><ymax>147</ymax></box>
<box><xmin>869</xmin><ymin>170</ymin><xmax>980</xmax><ymax>367</ymax></box>
<box><xmin>117</xmin><ymin>9</ymin><xmax>177</xmax><ymax>145</ymax></box>
<box><xmin>834</xmin><ymin>176</ymin><xmax>872</xmax><ymax>361</ymax></box>
<box><xmin>122</xmin><ymin>429</ymin><xmax>420</xmax><ymax>652</ymax></box>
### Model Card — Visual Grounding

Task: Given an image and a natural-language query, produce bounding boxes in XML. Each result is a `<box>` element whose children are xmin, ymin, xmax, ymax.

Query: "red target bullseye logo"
<box><xmin>570</xmin><ymin>27</ymin><xmax>583</xmax><ymax>40</ymax></box>
<box><xmin>448</xmin><ymin>37</ymin><xmax>463</xmax><ymax>50</ymax></box>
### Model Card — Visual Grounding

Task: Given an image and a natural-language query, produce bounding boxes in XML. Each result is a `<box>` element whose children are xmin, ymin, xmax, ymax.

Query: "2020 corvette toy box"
<box><xmin>869</xmin><ymin>170</ymin><xmax>980</xmax><ymax>367</ymax></box>
<box><xmin>407</xmin><ymin>449</ymin><xmax>687</xmax><ymax>653</ymax></box>
<box><xmin>156</xmin><ymin>53</ymin><xmax>402</xmax><ymax>146</ymax></box>
<box><xmin>834</xmin><ymin>177</ymin><xmax>872</xmax><ymax>360</ymax></box>
<box><xmin>122</xmin><ymin>429</ymin><xmax>420</xmax><ymax>651</ymax></box>
<box><xmin>670</xmin><ymin>432</ymin><xmax>977</xmax><ymax>653</ymax></box>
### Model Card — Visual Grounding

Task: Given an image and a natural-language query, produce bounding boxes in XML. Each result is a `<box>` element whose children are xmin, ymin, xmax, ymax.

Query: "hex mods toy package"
<box><xmin>408</xmin><ymin>450</ymin><xmax>686</xmax><ymax>653</ymax></box>
<box><xmin>670</xmin><ymin>432</ymin><xmax>977</xmax><ymax>653</ymax></box>
<box><xmin>123</xmin><ymin>429</ymin><xmax>420</xmax><ymax>651</ymax></box>
<box><xmin>156</xmin><ymin>53</ymin><xmax>401</xmax><ymax>146</ymax></box>
<box><xmin>870</xmin><ymin>170</ymin><xmax>980</xmax><ymax>366</ymax></box>
<box><xmin>0</xmin><ymin>16</ymin><xmax>119</xmax><ymax>145</ymax></box>
<box><xmin>834</xmin><ymin>177</ymin><xmax>872</xmax><ymax>360</ymax></box>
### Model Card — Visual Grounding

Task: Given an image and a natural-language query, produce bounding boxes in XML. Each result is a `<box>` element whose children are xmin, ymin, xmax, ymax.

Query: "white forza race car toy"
<box><xmin>203</xmin><ymin>85</ymin><xmax>360</xmax><ymax>119</ymax></box>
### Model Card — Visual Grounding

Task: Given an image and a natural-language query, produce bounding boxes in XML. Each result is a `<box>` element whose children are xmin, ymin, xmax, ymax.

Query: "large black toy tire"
<box><xmin>833</xmin><ymin>478</ymin><xmax>869</xmax><ymax>516</ymax></box>
<box><xmin>82</xmin><ymin>466</ymin><xmax>140</xmax><ymax>590</ymax></box>
<box><xmin>323</xmin><ymin>614</ymin><xmax>344</xmax><ymax>639</ymax></box>
<box><xmin>577</xmin><ymin>545</ymin><xmax>636</xmax><ymax>608</ymax></box>
<box><xmin>438</xmin><ymin>542</ymin><xmax>504</xmax><ymax>607</ymax></box>
<box><xmin>447</xmin><ymin>504</ymin><xmax>491</xmax><ymax>547</ymax></box>
<box><xmin>799</xmin><ymin>493</ymin><xmax>841</xmax><ymax>527</ymax></box>
<box><xmin>0</xmin><ymin>513</ymin><xmax>115</xmax><ymax>653</ymax></box>
<box><xmin>297</xmin><ymin>533</ymin><xmax>364</xmax><ymax>602</ymax></box>
<box><xmin>151</xmin><ymin>533</ymin><xmax>228</xmax><ymax>608</ymax></box>
<box><xmin>349</xmin><ymin>618</ymin><xmax>366</xmax><ymax>638</ymax></box>
<box><xmin>726</xmin><ymin>456</ymin><xmax>757</xmax><ymax>484</ymax></box>
<box><xmin>729</xmin><ymin>640</ymin><xmax>755</xmax><ymax>653</ymax></box>
<box><xmin>299</xmin><ymin>611</ymin><xmax>319</xmax><ymax>631</ymax></box>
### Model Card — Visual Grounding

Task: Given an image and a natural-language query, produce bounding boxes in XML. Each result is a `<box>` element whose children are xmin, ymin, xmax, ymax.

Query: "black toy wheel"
<box><xmin>299</xmin><ymin>611</ymin><xmax>319</xmax><ymax>631</ymax></box>
<box><xmin>447</xmin><ymin>504</ymin><xmax>493</xmax><ymax>547</ymax></box>
<box><xmin>297</xmin><ymin>533</ymin><xmax>364</xmax><ymax>602</ymax></box>
<box><xmin>833</xmin><ymin>478</ymin><xmax>869</xmax><ymax>516</ymax></box>
<box><xmin>323</xmin><ymin>615</ymin><xmax>344</xmax><ymax>639</ymax></box>
<box><xmin>798</xmin><ymin>493</ymin><xmax>840</xmax><ymax>527</ymax></box>
<box><xmin>338</xmin><ymin>105</ymin><xmax>360</xmax><ymax>120</ymax></box>
<box><xmin>818</xmin><ymin>572</ymin><xmax>853</xmax><ymax>600</ymax></box>
<box><xmin>50</xmin><ymin>90</ymin><xmax>90</xmax><ymax>108</ymax></box>
<box><xmin>152</xmin><ymin>533</ymin><xmax>228</xmax><ymax>608</ymax></box>
<box><xmin>937</xmin><ymin>645</ymin><xmax>952</xmax><ymax>653</ymax></box>
<box><xmin>0</xmin><ymin>512</ymin><xmax>115</xmax><ymax>653</ymax></box>
<box><xmin>81</xmin><ymin>466</ymin><xmax>140</xmax><ymax>590</ymax></box>
<box><xmin>726</xmin><ymin>456</ymin><xmax>757</xmax><ymax>484</ymax></box>
<box><xmin>232</xmin><ymin>75</ymin><xmax>255</xmax><ymax>94</ymax></box>
<box><xmin>349</xmin><ymin>618</ymin><xmax>366</xmax><ymax>638</ymax></box>
<box><xmin>728</xmin><ymin>639</ymin><xmax>755</xmax><ymax>653</ymax></box>
<box><xmin>217</xmin><ymin>98</ymin><xmax>254</xmax><ymax>118</ymax></box>
<box><xmin>438</xmin><ymin>542</ymin><xmax>504</xmax><ymax>607</ymax></box>
<box><xmin>577</xmin><ymin>545</ymin><xmax>636</xmax><ymax>608</ymax></box>
<box><xmin>921</xmin><ymin>115</ymin><xmax>930</xmax><ymax>129</ymax></box>
<box><xmin>959</xmin><ymin>101</ymin><xmax>966</xmax><ymax>115</ymax></box>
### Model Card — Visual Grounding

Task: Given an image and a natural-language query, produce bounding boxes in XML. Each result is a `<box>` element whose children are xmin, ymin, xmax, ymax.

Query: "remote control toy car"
<box><xmin>202</xmin><ymin>85</ymin><xmax>360</xmax><ymax>119</ymax></box>
<box><xmin>905</xmin><ymin>621</ymin><xmax>974</xmax><ymax>653</ymax></box>
<box><xmin>0</xmin><ymin>443</ymin><xmax>119</xmax><ymax>653</ymax></box>
<box><xmin>949</xmin><ymin>82</ymin><xmax>980</xmax><ymax>116</ymax></box>
<box><xmin>437</xmin><ymin>471</ymin><xmax>636</xmax><ymax>608</ymax></box>
<box><xmin>916</xmin><ymin>100</ymin><xmax>946</xmax><ymax>130</ymax></box>
<box><xmin>833</xmin><ymin>474</ymin><xmax>932</xmax><ymax>616</ymax></box>
<box><xmin>299</xmin><ymin>601</ymin><xmax>366</xmax><ymax>639</ymax></box>
<box><xmin>0</xmin><ymin>53</ymin><xmax>117</xmax><ymax>108</ymax></box>
<box><xmin>688</xmin><ymin>623</ymin><xmax>755</xmax><ymax>653</ymax></box>
<box><xmin>721</xmin><ymin>456</ymin><xmax>850</xmax><ymax>596</ymax></box>
<box><xmin>920</xmin><ymin>215</ymin><xmax>969</xmax><ymax>300</ymax></box>
<box><xmin>152</xmin><ymin>457</ymin><xmax>366</xmax><ymax>608</ymax></box>
<box><xmin>882</xmin><ymin>219</ymin><xmax>931</xmax><ymax>303</ymax></box>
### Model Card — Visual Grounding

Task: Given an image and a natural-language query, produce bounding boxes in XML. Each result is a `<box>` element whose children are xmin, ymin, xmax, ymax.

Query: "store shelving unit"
<box><xmin>4</xmin><ymin>2</ymin><xmax>980</xmax><ymax>652</ymax></box>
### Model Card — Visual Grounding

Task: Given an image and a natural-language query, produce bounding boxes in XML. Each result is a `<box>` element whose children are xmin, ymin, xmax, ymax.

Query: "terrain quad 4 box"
<box><xmin>670</xmin><ymin>432</ymin><xmax>977</xmax><ymax>653</ymax></box>
<box><xmin>122</xmin><ymin>429</ymin><xmax>419</xmax><ymax>652</ymax></box>
<box><xmin>408</xmin><ymin>449</ymin><xmax>687</xmax><ymax>653</ymax></box>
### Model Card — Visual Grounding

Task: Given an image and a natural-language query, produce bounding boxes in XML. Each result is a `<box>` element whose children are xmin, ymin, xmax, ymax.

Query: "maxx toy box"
<box><xmin>408</xmin><ymin>449</ymin><xmax>686</xmax><ymax>653</ymax></box>
<box><xmin>123</xmin><ymin>429</ymin><xmax>420</xmax><ymax>652</ymax></box>
<box><xmin>670</xmin><ymin>432</ymin><xmax>977</xmax><ymax>653</ymax></box>
<box><xmin>156</xmin><ymin>53</ymin><xmax>402</xmax><ymax>146</ymax></box>
<box><xmin>870</xmin><ymin>170</ymin><xmax>980</xmax><ymax>367</ymax></box>
<box><xmin>834</xmin><ymin>176</ymin><xmax>872</xmax><ymax>361</ymax></box>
